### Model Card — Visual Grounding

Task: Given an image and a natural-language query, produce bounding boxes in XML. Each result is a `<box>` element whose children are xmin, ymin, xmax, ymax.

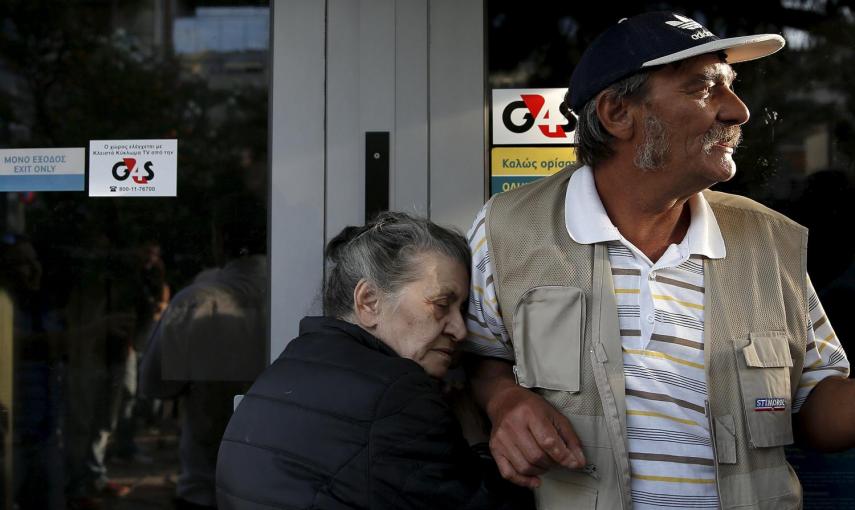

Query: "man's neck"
<box><xmin>592</xmin><ymin>162</ymin><xmax>695</xmax><ymax>262</ymax></box>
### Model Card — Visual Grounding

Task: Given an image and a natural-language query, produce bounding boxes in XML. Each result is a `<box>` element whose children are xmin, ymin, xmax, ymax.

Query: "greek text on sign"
<box><xmin>0</xmin><ymin>148</ymin><xmax>85</xmax><ymax>191</ymax></box>
<box><xmin>490</xmin><ymin>147</ymin><xmax>576</xmax><ymax>196</ymax></box>
<box><xmin>89</xmin><ymin>140</ymin><xmax>177</xmax><ymax>197</ymax></box>
<box><xmin>492</xmin><ymin>88</ymin><xmax>576</xmax><ymax>145</ymax></box>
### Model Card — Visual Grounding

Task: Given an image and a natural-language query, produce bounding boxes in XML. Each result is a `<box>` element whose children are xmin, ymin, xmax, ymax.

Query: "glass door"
<box><xmin>0</xmin><ymin>2</ymin><xmax>269</xmax><ymax>508</ymax></box>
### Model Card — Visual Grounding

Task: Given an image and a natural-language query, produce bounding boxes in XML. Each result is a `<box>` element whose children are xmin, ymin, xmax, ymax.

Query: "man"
<box><xmin>140</xmin><ymin>194</ymin><xmax>267</xmax><ymax>509</ymax></box>
<box><xmin>465</xmin><ymin>11</ymin><xmax>852</xmax><ymax>510</ymax></box>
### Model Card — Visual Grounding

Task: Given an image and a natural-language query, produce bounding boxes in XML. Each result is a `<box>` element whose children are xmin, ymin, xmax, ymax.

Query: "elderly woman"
<box><xmin>216</xmin><ymin>212</ymin><xmax>531</xmax><ymax>509</ymax></box>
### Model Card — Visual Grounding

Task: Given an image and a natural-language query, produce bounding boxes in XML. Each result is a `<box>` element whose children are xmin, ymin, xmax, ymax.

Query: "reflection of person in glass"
<box><xmin>216</xmin><ymin>212</ymin><xmax>532</xmax><ymax>510</ymax></box>
<box><xmin>111</xmin><ymin>239</ymin><xmax>171</xmax><ymax>463</ymax></box>
<box><xmin>1</xmin><ymin>233</ymin><xmax>65</xmax><ymax>509</ymax></box>
<box><xmin>465</xmin><ymin>12</ymin><xmax>852</xmax><ymax>509</ymax></box>
<box><xmin>140</xmin><ymin>195</ymin><xmax>267</xmax><ymax>510</ymax></box>
<box><xmin>63</xmin><ymin>227</ymin><xmax>137</xmax><ymax>506</ymax></box>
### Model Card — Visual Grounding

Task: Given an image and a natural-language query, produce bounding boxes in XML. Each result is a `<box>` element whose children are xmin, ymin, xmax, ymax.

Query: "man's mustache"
<box><xmin>702</xmin><ymin>124</ymin><xmax>742</xmax><ymax>152</ymax></box>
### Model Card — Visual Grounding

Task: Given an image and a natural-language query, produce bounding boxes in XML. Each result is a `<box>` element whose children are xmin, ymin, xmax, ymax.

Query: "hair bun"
<box><xmin>325</xmin><ymin>225</ymin><xmax>365</xmax><ymax>263</ymax></box>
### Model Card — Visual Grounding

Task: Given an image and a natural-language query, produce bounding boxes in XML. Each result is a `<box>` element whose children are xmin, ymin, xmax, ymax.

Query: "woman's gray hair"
<box><xmin>323</xmin><ymin>211</ymin><xmax>471</xmax><ymax>319</ymax></box>
<box><xmin>573</xmin><ymin>71</ymin><xmax>651</xmax><ymax>167</ymax></box>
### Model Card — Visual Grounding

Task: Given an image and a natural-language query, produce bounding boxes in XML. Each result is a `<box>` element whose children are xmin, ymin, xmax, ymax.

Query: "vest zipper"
<box><xmin>705</xmin><ymin>400</ymin><xmax>724</xmax><ymax>510</ymax></box>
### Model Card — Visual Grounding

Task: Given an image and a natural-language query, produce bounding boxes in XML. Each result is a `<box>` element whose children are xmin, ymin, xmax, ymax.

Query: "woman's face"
<box><xmin>373</xmin><ymin>252</ymin><xmax>469</xmax><ymax>379</ymax></box>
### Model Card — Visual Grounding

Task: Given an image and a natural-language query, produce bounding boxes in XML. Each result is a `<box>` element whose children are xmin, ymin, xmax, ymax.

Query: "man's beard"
<box><xmin>634</xmin><ymin>115</ymin><xmax>670</xmax><ymax>171</ymax></box>
<box><xmin>633</xmin><ymin>115</ymin><xmax>743</xmax><ymax>171</ymax></box>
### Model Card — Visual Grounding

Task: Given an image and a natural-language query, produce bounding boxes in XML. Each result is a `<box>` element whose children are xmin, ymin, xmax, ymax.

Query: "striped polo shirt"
<box><xmin>464</xmin><ymin>166</ymin><xmax>849</xmax><ymax>509</ymax></box>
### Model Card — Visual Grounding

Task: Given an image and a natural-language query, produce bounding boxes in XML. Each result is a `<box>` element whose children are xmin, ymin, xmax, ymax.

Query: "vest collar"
<box><xmin>564</xmin><ymin>165</ymin><xmax>726</xmax><ymax>260</ymax></box>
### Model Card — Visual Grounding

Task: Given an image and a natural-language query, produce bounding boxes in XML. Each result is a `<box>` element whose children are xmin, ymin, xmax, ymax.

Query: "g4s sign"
<box><xmin>112</xmin><ymin>158</ymin><xmax>155</xmax><ymax>184</ymax></box>
<box><xmin>492</xmin><ymin>88</ymin><xmax>576</xmax><ymax>145</ymax></box>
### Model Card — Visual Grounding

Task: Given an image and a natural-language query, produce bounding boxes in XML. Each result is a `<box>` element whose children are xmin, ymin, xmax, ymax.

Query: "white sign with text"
<box><xmin>89</xmin><ymin>139</ymin><xmax>178</xmax><ymax>197</ymax></box>
<box><xmin>0</xmin><ymin>147</ymin><xmax>85</xmax><ymax>191</ymax></box>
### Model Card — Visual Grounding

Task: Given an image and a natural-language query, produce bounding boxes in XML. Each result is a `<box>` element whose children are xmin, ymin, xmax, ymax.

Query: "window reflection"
<box><xmin>0</xmin><ymin>1</ymin><xmax>269</xmax><ymax>508</ymax></box>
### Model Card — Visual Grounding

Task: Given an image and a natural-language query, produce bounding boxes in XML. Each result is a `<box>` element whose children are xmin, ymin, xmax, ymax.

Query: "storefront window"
<box><xmin>0</xmin><ymin>1</ymin><xmax>269</xmax><ymax>508</ymax></box>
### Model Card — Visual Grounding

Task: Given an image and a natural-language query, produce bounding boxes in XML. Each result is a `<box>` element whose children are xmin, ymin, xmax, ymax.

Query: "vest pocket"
<box><xmin>735</xmin><ymin>331</ymin><xmax>794</xmax><ymax>448</ymax></box>
<box><xmin>713</xmin><ymin>414</ymin><xmax>737</xmax><ymax>464</ymax></box>
<box><xmin>535</xmin><ymin>475</ymin><xmax>598</xmax><ymax>510</ymax></box>
<box><xmin>511</xmin><ymin>286</ymin><xmax>585</xmax><ymax>393</ymax></box>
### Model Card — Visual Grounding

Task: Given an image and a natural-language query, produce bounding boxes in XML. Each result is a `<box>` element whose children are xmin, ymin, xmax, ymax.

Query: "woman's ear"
<box><xmin>595</xmin><ymin>90</ymin><xmax>637</xmax><ymax>141</ymax></box>
<box><xmin>353</xmin><ymin>279</ymin><xmax>381</xmax><ymax>329</ymax></box>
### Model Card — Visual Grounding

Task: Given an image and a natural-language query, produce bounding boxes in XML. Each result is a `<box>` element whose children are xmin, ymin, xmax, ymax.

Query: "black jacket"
<box><xmin>216</xmin><ymin>316</ymin><xmax>531</xmax><ymax>509</ymax></box>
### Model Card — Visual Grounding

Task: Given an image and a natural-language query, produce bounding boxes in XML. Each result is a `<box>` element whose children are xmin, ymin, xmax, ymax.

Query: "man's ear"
<box><xmin>595</xmin><ymin>90</ymin><xmax>637</xmax><ymax>141</ymax></box>
<box><xmin>353</xmin><ymin>279</ymin><xmax>382</xmax><ymax>329</ymax></box>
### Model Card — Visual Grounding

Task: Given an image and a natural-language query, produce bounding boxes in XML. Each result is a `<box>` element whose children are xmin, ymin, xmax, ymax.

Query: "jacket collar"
<box><xmin>299</xmin><ymin>316</ymin><xmax>399</xmax><ymax>357</ymax></box>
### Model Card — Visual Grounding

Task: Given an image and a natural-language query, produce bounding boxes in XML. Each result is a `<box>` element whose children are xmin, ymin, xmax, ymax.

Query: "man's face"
<box><xmin>634</xmin><ymin>54</ymin><xmax>749</xmax><ymax>187</ymax></box>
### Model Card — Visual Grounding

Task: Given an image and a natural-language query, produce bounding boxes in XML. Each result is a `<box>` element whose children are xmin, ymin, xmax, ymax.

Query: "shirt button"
<box><xmin>646</xmin><ymin>314</ymin><xmax>655</xmax><ymax>324</ymax></box>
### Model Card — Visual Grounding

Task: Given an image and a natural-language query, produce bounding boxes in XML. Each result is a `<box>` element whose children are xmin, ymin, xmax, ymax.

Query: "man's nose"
<box><xmin>719</xmin><ymin>87</ymin><xmax>750</xmax><ymax>126</ymax></box>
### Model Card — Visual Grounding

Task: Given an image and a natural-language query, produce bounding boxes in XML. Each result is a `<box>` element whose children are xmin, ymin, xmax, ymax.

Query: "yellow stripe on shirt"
<box><xmin>798</xmin><ymin>379</ymin><xmax>820</xmax><ymax>390</ymax></box>
<box><xmin>816</xmin><ymin>337</ymin><xmax>836</xmax><ymax>354</ymax></box>
<box><xmin>652</xmin><ymin>294</ymin><xmax>704</xmax><ymax>310</ymax></box>
<box><xmin>624</xmin><ymin>348</ymin><xmax>705</xmax><ymax>369</ymax></box>
<box><xmin>627</xmin><ymin>410</ymin><xmax>700</xmax><ymax>427</ymax></box>
<box><xmin>632</xmin><ymin>474</ymin><xmax>716</xmax><ymax>485</ymax></box>
<box><xmin>471</xmin><ymin>286</ymin><xmax>498</xmax><ymax>307</ymax></box>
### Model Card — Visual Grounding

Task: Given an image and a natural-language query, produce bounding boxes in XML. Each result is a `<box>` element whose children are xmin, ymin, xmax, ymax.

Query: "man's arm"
<box><xmin>468</xmin><ymin>356</ymin><xmax>585</xmax><ymax>489</ymax></box>
<box><xmin>792</xmin><ymin>278</ymin><xmax>853</xmax><ymax>451</ymax></box>
<box><xmin>464</xmin><ymin>203</ymin><xmax>585</xmax><ymax>488</ymax></box>
<box><xmin>795</xmin><ymin>376</ymin><xmax>855</xmax><ymax>451</ymax></box>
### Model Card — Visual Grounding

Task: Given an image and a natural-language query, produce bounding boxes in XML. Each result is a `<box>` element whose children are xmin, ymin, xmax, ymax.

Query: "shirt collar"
<box><xmin>564</xmin><ymin>165</ymin><xmax>726</xmax><ymax>259</ymax></box>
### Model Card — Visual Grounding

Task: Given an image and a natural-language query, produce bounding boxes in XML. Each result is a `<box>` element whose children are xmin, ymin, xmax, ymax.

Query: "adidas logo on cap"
<box><xmin>665</xmin><ymin>14</ymin><xmax>703</xmax><ymax>30</ymax></box>
<box><xmin>666</xmin><ymin>14</ymin><xmax>714</xmax><ymax>40</ymax></box>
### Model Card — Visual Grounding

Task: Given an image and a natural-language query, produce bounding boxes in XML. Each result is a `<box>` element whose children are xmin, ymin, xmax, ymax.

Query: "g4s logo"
<box><xmin>112</xmin><ymin>158</ymin><xmax>154</xmax><ymax>184</ymax></box>
<box><xmin>502</xmin><ymin>94</ymin><xmax>576</xmax><ymax>138</ymax></box>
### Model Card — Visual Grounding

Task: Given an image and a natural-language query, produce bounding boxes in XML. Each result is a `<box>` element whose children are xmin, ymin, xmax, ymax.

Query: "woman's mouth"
<box><xmin>432</xmin><ymin>347</ymin><xmax>454</xmax><ymax>359</ymax></box>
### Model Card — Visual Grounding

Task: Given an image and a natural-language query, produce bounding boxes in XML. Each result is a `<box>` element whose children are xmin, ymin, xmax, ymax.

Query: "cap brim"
<box><xmin>642</xmin><ymin>34</ymin><xmax>785</xmax><ymax>67</ymax></box>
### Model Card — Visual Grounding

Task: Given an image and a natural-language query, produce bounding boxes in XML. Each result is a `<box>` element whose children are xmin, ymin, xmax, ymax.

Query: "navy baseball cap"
<box><xmin>568</xmin><ymin>12</ymin><xmax>785</xmax><ymax>112</ymax></box>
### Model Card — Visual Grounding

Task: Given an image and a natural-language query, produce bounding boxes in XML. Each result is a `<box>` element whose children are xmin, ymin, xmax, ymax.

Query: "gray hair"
<box><xmin>323</xmin><ymin>211</ymin><xmax>471</xmax><ymax>319</ymax></box>
<box><xmin>573</xmin><ymin>71</ymin><xmax>651</xmax><ymax>168</ymax></box>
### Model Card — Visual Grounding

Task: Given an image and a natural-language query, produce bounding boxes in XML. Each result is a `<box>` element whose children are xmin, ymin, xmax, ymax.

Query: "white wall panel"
<box><xmin>269</xmin><ymin>0</ymin><xmax>326</xmax><ymax>359</ymax></box>
<box><xmin>326</xmin><ymin>0</ymin><xmax>364</xmax><ymax>240</ymax></box>
<box><xmin>429</xmin><ymin>0</ymin><xmax>486</xmax><ymax>233</ymax></box>
<box><xmin>393</xmin><ymin>0</ymin><xmax>429</xmax><ymax>215</ymax></box>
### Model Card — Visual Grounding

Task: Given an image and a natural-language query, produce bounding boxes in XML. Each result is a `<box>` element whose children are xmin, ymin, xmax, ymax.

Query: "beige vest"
<box><xmin>485</xmin><ymin>167</ymin><xmax>807</xmax><ymax>510</ymax></box>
